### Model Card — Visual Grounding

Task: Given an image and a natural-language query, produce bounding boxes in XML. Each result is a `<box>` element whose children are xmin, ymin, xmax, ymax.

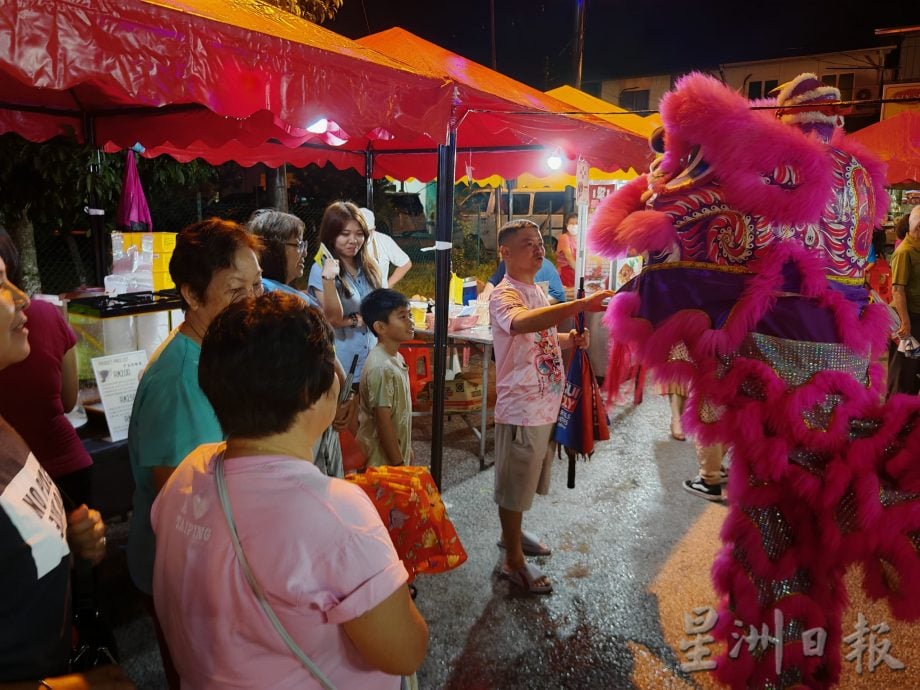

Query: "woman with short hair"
<box><xmin>127</xmin><ymin>218</ymin><xmax>263</xmax><ymax>688</ymax></box>
<box><xmin>152</xmin><ymin>293</ymin><xmax>428</xmax><ymax>689</ymax></box>
<box><xmin>247</xmin><ymin>208</ymin><xmax>356</xmax><ymax>477</ymax></box>
<box><xmin>247</xmin><ymin>208</ymin><xmax>310</xmax><ymax>297</ymax></box>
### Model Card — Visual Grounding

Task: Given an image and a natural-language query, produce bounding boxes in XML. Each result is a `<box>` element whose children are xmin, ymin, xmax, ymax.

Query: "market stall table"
<box><xmin>75</xmin><ymin>408</ymin><xmax>135</xmax><ymax>521</ymax></box>
<box><xmin>415</xmin><ymin>325</ymin><xmax>493</xmax><ymax>470</ymax></box>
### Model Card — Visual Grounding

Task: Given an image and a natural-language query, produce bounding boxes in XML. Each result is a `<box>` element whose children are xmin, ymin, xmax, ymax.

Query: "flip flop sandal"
<box><xmin>496</xmin><ymin>529</ymin><xmax>552</xmax><ymax>557</ymax></box>
<box><xmin>501</xmin><ymin>562</ymin><xmax>553</xmax><ymax>595</ymax></box>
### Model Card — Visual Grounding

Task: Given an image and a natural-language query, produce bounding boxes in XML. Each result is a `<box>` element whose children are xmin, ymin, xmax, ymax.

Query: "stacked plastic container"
<box><xmin>110</xmin><ymin>231</ymin><xmax>177</xmax><ymax>293</ymax></box>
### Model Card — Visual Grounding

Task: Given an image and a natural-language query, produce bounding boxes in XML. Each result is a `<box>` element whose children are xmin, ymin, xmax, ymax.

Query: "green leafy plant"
<box><xmin>261</xmin><ymin>0</ymin><xmax>343</xmax><ymax>22</ymax></box>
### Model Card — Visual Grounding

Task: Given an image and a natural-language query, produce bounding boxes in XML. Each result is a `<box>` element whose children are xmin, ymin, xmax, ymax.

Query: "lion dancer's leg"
<box><xmin>687</xmin><ymin>351</ymin><xmax>920</xmax><ymax>689</ymax></box>
<box><xmin>709</xmin><ymin>445</ymin><xmax>849</xmax><ymax>689</ymax></box>
<box><xmin>685</xmin><ymin>358</ymin><xmax>868</xmax><ymax>688</ymax></box>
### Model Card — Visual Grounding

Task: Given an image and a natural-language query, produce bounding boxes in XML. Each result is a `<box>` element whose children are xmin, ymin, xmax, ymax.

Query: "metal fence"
<box><xmin>32</xmin><ymin>191</ymin><xmax>499</xmax><ymax>294</ymax></box>
<box><xmin>33</xmin><ymin>196</ymin><xmax>331</xmax><ymax>294</ymax></box>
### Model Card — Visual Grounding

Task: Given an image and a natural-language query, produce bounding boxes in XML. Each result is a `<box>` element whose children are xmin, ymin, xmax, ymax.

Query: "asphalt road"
<box><xmin>106</xmin><ymin>387</ymin><xmax>919</xmax><ymax>689</ymax></box>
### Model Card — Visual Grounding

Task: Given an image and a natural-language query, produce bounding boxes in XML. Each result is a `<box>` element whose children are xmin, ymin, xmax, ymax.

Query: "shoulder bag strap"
<box><xmin>214</xmin><ymin>451</ymin><xmax>337</xmax><ymax>690</ymax></box>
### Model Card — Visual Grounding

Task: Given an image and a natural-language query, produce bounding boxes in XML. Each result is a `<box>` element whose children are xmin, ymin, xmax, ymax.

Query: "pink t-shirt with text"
<box><xmin>490</xmin><ymin>275</ymin><xmax>565</xmax><ymax>426</ymax></box>
<box><xmin>151</xmin><ymin>443</ymin><xmax>408</xmax><ymax>690</ymax></box>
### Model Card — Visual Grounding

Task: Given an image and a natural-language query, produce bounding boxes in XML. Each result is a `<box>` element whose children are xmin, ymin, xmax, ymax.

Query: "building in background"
<box><xmin>599</xmin><ymin>44</ymin><xmax>901</xmax><ymax>131</ymax></box>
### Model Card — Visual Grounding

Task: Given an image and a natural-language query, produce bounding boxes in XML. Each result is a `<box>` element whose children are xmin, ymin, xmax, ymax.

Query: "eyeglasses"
<box><xmin>285</xmin><ymin>240</ymin><xmax>307</xmax><ymax>254</ymax></box>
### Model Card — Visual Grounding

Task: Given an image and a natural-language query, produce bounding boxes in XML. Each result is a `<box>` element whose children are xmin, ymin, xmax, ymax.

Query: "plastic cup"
<box><xmin>410</xmin><ymin>301</ymin><xmax>428</xmax><ymax>328</ymax></box>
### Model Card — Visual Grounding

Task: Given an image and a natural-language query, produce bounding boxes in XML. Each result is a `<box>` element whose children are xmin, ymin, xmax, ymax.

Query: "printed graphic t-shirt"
<box><xmin>0</xmin><ymin>417</ymin><xmax>71</xmax><ymax>681</ymax></box>
<box><xmin>490</xmin><ymin>275</ymin><xmax>565</xmax><ymax>426</ymax></box>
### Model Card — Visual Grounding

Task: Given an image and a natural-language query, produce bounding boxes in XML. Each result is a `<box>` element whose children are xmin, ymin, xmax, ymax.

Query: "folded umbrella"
<box><xmin>554</xmin><ymin>280</ymin><xmax>611</xmax><ymax>488</ymax></box>
<box><xmin>115</xmin><ymin>150</ymin><xmax>152</xmax><ymax>231</ymax></box>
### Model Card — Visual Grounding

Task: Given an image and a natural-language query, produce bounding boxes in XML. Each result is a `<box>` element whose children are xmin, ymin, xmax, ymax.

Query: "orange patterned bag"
<box><xmin>346</xmin><ymin>466</ymin><xmax>467</xmax><ymax>581</ymax></box>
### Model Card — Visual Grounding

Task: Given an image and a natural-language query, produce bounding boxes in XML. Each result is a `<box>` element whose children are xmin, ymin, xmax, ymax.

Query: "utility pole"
<box><xmin>573</xmin><ymin>0</ymin><xmax>586</xmax><ymax>89</ymax></box>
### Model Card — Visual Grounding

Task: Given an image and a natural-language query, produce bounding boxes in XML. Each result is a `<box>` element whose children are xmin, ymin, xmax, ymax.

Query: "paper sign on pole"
<box><xmin>575</xmin><ymin>156</ymin><xmax>590</xmax><ymax>207</ymax></box>
<box><xmin>91</xmin><ymin>350</ymin><xmax>148</xmax><ymax>441</ymax></box>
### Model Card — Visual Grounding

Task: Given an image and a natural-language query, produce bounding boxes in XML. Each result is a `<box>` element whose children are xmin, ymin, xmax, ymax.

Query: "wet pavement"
<box><xmin>105</xmin><ymin>383</ymin><xmax>919</xmax><ymax>689</ymax></box>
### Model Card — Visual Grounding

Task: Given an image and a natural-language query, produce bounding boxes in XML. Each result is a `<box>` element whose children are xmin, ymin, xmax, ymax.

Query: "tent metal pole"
<box><xmin>365</xmin><ymin>145</ymin><xmax>374</xmax><ymax>209</ymax></box>
<box><xmin>430</xmin><ymin>128</ymin><xmax>457</xmax><ymax>491</ymax></box>
<box><xmin>83</xmin><ymin>113</ymin><xmax>106</xmax><ymax>287</ymax></box>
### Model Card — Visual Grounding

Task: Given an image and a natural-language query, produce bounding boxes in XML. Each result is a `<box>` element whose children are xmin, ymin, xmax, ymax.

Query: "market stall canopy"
<box><xmin>355</xmin><ymin>28</ymin><xmax>652</xmax><ymax>182</ymax></box>
<box><xmin>0</xmin><ymin>0</ymin><xmax>452</xmax><ymax>150</ymax></box>
<box><xmin>463</xmin><ymin>86</ymin><xmax>666</xmax><ymax>187</ymax></box>
<box><xmin>849</xmin><ymin>111</ymin><xmax>920</xmax><ymax>188</ymax></box>
<box><xmin>102</xmin><ymin>25</ymin><xmax>652</xmax><ymax>180</ymax></box>
<box><xmin>545</xmin><ymin>85</ymin><xmax>662</xmax><ymax>140</ymax></box>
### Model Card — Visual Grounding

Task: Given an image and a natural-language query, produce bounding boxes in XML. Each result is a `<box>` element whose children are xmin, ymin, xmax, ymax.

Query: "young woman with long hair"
<box><xmin>308</xmin><ymin>201</ymin><xmax>382</xmax><ymax>380</ymax></box>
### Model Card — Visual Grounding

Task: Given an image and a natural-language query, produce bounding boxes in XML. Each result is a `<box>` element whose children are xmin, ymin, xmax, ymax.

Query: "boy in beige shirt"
<box><xmin>357</xmin><ymin>289</ymin><xmax>416</xmax><ymax>466</ymax></box>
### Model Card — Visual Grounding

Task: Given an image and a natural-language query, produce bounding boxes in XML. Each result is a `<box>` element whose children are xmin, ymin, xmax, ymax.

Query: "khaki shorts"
<box><xmin>493</xmin><ymin>422</ymin><xmax>556</xmax><ymax>512</ymax></box>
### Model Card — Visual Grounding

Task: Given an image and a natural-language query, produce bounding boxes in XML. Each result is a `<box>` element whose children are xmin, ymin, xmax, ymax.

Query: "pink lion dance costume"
<box><xmin>589</xmin><ymin>72</ymin><xmax>920</xmax><ymax>689</ymax></box>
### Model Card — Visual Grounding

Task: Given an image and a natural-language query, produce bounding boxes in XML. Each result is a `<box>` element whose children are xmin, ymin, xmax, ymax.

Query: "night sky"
<box><xmin>328</xmin><ymin>0</ymin><xmax>920</xmax><ymax>90</ymax></box>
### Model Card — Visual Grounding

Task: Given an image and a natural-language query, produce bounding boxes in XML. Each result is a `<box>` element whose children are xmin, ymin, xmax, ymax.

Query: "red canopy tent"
<box><xmin>0</xmin><ymin>0</ymin><xmax>452</xmax><ymax>153</ymax></box>
<box><xmin>132</xmin><ymin>27</ymin><xmax>652</xmax><ymax>181</ymax></box>
<box><xmin>0</xmin><ymin>0</ymin><xmax>452</xmax><ymax>293</ymax></box>
<box><xmin>850</xmin><ymin>111</ymin><xmax>920</xmax><ymax>188</ymax></box>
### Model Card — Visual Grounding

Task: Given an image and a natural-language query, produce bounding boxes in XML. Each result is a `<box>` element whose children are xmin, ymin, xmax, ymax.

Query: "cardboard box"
<box><xmin>444</xmin><ymin>376</ymin><xmax>483</xmax><ymax>413</ymax></box>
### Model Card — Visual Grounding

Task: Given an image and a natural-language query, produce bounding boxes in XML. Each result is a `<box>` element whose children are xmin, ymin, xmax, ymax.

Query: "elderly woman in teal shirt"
<box><xmin>127</xmin><ymin>219</ymin><xmax>263</xmax><ymax>688</ymax></box>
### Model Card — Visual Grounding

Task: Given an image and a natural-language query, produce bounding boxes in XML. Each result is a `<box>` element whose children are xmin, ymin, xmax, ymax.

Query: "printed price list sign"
<box><xmin>91</xmin><ymin>350</ymin><xmax>148</xmax><ymax>442</ymax></box>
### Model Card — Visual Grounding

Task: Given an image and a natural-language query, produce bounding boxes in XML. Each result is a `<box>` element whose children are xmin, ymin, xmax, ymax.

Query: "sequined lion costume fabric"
<box><xmin>589</xmin><ymin>72</ymin><xmax>920</xmax><ymax>689</ymax></box>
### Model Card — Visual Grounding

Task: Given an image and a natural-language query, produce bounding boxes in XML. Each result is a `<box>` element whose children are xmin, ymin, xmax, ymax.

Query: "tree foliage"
<box><xmin>0</xmin><ymin>134</ymin><xmax>215</xmax><ymax>233</ymax></box>
<box><xmin>0</xmin><ymin>133</ymin><xmax>216</xmax><ymax>291</ymax></box>
<box><xmin>261</xmin><ymin>0</ymin><xmax>343</xmax><ymax>22</ymax></box>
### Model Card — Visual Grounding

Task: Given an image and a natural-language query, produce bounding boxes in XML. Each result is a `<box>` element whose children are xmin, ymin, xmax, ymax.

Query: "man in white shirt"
<box><xmin>359</xmin><ymin>208</ymin><xmax>413</xmax><ymax>289</ymax></box>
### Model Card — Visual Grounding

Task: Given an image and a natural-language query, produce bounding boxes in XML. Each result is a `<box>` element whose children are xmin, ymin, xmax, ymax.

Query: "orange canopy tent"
<box><xmin>850</xmin><ymin>111</ymin><xmax>920</xmax><ymax>188</ymax></box>
<box><xmin>354</xmin><ymin>28</ymin><xmax>651</xmax><ymax>181</ymax></box>
<box><xmin>1</xmin><ymin>7</ymin><xmax>649</xmax><ymax>487</ymax></box>
<box><xmin>545</xmin><ymin>85</ymin><xmax>661</xmax><ymax>140</ymax></box>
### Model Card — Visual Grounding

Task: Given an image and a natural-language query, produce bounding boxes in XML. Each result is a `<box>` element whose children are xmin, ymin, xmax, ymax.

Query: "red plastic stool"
<box><xmin>399</xmin><ymin>340</ymin><xmax>434</xmax><ymax>405</ymax></box>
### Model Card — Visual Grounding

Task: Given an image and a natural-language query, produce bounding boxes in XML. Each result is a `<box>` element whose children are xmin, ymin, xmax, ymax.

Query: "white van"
<box><xmin>457</xmin><ymin>187</ymin><xmax>571</xmax><ymax>252</ymax></box>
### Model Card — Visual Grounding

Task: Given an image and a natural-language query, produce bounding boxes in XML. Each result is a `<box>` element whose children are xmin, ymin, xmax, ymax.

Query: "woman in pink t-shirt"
<box><xmin>152</xmin><ymin>293</ymin><xmax>427</xmax><ymax>689</ymax></box>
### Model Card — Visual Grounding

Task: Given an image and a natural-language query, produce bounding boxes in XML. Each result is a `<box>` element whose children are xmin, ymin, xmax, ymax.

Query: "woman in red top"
<box><xmin>555</xmin><ymin>213</ymin><xmax>578</xmax><ymax>287</ymax></box>
<box><xmin>0</xmin><ymin>231</ymin><xmax>93</xmax><ymax>505</ymax></box>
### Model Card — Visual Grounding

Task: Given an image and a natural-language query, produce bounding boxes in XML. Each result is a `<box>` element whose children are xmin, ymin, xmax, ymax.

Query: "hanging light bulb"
<box><xmin>306</xmin><ymin>117</ymin><xmax>329</xmax><ymax>134</ymax></box>
<box><xmin>546</xmin><ymin>147</ymin><xmax>563</xmax><ymax>171</ymax></box>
